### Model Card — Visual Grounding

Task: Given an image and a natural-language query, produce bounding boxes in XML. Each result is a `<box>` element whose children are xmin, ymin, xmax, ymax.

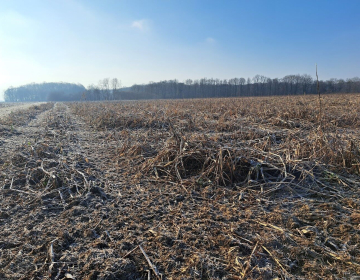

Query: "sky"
<box><xmin>0</xmin><ymin>0</ymin><xmax>359</xmax><ymax>100</ymax></box>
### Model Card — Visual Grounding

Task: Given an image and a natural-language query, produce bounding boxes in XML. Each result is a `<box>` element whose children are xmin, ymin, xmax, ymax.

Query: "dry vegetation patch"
<box><xmin>0</xmin><ymin>103</ymin><xmax>54</xmax><ymax>127</ymax></box>
<box><xmin>0</xmin><ymin>95</ymin><xmax>360</xmax><ymax>279</ymax></box>
<box><xmin>69</xmin><ymin>94</ymin><xmax>360</xmax><ymax>278</ymax></box>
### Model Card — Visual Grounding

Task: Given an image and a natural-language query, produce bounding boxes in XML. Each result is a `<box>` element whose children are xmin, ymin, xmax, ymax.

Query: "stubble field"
<box><xmin>0</xmin><ymin>94</ymin><xmax>360</xmax><ymax>279</ymax></box>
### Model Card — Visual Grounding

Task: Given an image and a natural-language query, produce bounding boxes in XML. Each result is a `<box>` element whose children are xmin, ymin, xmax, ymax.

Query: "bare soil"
<box><xmin>0</xmin><ymin>95</ymin><xmax>360</xmax><ymax>279</ymax></box>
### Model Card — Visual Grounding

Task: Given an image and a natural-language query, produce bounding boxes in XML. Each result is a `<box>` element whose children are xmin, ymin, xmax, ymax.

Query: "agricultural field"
<box><xmin>0</xmin><ymin>94</ymin><xmax>360</xmax><ymax>279</ymax></box>
<box><xmin>0</xmin><ymin>103</ymin><xmax>47</xmax><ymax>120</ymax></box>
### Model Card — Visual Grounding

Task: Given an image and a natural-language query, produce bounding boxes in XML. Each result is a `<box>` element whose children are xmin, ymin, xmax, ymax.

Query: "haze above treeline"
<box><xmin>3</xmin><ymin>74</ymin><xmax>360</xmax><ymax>102</ymax></box>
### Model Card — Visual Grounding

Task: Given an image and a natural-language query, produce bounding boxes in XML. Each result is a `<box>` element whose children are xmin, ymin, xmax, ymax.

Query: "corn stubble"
<box><xmin>68</xmin><ymin>94</ymin><xmax>360</xmax><ymax>279</ymax></box>
<box><xmin>0</xmin><ymin>94</ymin><xmax>359</xmax><ymax>279</ymax></box>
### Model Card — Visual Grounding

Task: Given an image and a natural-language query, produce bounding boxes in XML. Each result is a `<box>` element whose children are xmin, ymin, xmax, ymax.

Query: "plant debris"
<box><xmin>1</xmin><ymin>95</ymin><xmax>360</xmax><ymax>279</ymax></box>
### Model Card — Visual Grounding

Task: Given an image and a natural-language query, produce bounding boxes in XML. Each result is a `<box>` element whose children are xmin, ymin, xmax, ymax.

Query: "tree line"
<box><xmin>4</xmin><ymin>75</ymin><xmax>360</xmax><ymax>102</ymax></box>
<box><xmin>85</xmin><ymin>75</ymin><xmax>360</xmax><ymax>100</ymax></box>
<box><xmin>4</xmin><ymin>82</ymin><xmax>85</xmax><ymax>102</ymax></box>
<box><xmin>123</xmin><ymin>75</ymin><xmax>360</xmax><ymax>100</ymax></box>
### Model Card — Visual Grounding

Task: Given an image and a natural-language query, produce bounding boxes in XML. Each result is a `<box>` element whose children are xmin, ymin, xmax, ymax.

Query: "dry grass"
<box><xmin>0</xmin><ymin>103</ymin><xmax>17</xmax><ymax>109</ymax></box>
<box><xmin>71</xmin><ymin>94</ymin><xmax>360</xmax><ymax>175</ymax></box>
<box><xmin>68</xmin><ymin>94</ymin><xmax>360</xmax><ymax>278</ymax></box>
<box><xmin>0</xmin><ymin>94</ymin><xmax>359</xmax><ymax>279</ymax></box>
<box><xmin>0</xmin><ymin>103</ymin><xmax>54</xmax><ymax>126</ymax></box>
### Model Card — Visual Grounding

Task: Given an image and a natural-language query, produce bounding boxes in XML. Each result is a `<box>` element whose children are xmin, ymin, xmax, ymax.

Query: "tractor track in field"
<box><xmin>0</xmin><ymin>102</ymin><xmax>104</xmax><ymax>279</ymax></box>
<box><xmin>0</xmin><ymin>102</ymin><xmax>153</xmax><ymax>279</ymax></box>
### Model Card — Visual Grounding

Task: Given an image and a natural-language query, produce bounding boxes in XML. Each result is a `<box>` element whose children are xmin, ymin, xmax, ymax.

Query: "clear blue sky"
<box><xmin>1</xmin><ymin>0</ymin><xmax>359</xmax><ymax>100</ymax></box>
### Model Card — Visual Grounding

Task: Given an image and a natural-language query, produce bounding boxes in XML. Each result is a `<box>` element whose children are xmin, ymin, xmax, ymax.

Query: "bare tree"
<box><xmin>111</xmin><ymin>78</ymin><xmax>121</xmax><ymax>100</ymax></box>
<box><xmin>100</xmin><ymin>78</ymin><xmax>110</xmax><ymax>100</ymax></box>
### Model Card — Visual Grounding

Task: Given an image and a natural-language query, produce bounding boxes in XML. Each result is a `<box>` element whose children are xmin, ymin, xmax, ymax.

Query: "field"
<box><xmin>0</xmin><ymin>94</ymin><xmax>360</xmax><ymax>279</ymax></box>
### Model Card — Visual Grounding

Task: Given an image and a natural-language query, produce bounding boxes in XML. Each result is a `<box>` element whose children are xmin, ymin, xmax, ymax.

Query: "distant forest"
<box><xmin>4</xmin><ymin>75</ymin><xmax>360</xmax><ymax>102</ymax></box>
<box><xmin>4</xmin><ymin>82</ymin><xmax>85</xmax><ymax>102</ymax></box>
<box><xmin>86</xmin><ymin>75</ymin><xmax>360</xmax><ymax>100</ymax></box>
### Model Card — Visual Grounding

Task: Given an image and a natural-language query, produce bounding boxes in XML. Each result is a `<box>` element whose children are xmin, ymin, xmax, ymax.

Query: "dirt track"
<box><xmin>0</xmin><ymin>103</ymin><xmax>109</xmax><ymax>279</ymax></box>
<box><xmin>0</xmin><ymin>103</ymin><xmax>150</xmax><ymax>279</ymax></box>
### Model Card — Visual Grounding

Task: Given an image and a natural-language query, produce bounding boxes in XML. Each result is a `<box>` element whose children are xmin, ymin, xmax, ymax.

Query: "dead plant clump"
<box><xmin>1</xmin><ymin>94</ymin><xmax>360</xmax><ymax>279</ymax></box>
